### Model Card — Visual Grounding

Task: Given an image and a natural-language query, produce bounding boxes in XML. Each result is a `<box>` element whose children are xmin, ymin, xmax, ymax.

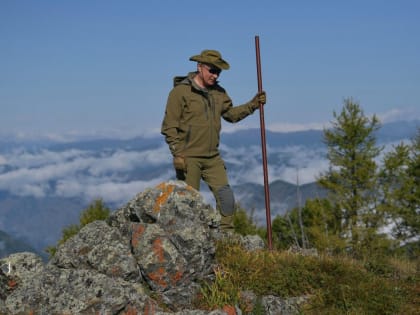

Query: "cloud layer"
<box><xmin>0</xmin><ymin>143</ymin><xmax>329</xmax><ymax>210</ymax></box>
<box><xmin>0</xmin><ymin>119</ymin><xmax>415</xmax><ymax>209</ymax></box>
<box><xmin>0</xmin><ymin>146</ymin><xmax>172</xmax><ymax>204</ymax></box>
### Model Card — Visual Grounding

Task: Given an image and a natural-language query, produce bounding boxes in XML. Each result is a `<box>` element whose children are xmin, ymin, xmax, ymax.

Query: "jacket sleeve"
<box><xmin>221</xmin><ymin>93</ymin><xmax>259</xmax><ymax>123</ymax></box>
<box><xmin>161</xmin><ymin>88</ymin><xmax>183</xmax><ymax>156</ymax></box>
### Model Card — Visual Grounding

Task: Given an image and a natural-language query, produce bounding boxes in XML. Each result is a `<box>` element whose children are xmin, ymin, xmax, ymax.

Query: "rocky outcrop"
<box><xmin>107</xmin><ymin>181</ymin><xmax>218</xmax><ymax>308</ymax></box>
<box><xmin>0</xmin><ymin>180</ymin><xmax>306</xmax><ymax>314</ymax></box>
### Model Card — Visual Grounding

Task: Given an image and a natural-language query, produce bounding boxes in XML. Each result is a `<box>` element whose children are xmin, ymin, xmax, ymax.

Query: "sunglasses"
<box><xmin>202</xmin><ymin>64</ymin><xmax>221</xmax><ymax>75</ymax></box>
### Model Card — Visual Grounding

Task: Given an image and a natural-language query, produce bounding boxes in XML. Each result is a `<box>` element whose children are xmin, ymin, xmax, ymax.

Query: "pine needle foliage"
<box><xmin>379</xmin><ymin>127</ymin><xmax>420</xmax><ymax>257</ymax></box>
<box><xmin>317</xmin><ymin>98</ymin><xmax>384</xmax><ymax>254</ymax></box>
<box><xmin>233</xmin><ymin>204</ymin><xmax>265</xmax><ymax>238</ymax></box>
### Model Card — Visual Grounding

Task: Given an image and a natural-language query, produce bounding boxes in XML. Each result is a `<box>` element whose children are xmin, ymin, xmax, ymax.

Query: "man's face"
<box><xmin>198</xmin><ymin>63</ymin><xmax>222</xmax><ymax>87</ymax></box>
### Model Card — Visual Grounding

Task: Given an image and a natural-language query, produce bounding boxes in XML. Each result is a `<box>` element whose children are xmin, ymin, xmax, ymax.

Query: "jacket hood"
<box><xmin>173</xmin><ymin>72</ymin><xmax>195</xmax><ymax>87</ymax></box>
<box><xmin>173</xmin><ymin>72</ymin><xmax>221</xmax><ymax>93</ymax></box>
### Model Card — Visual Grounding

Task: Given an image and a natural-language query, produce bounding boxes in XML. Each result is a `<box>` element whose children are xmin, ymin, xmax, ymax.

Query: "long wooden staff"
<box><xmin>255</xmin><ymin>35</ymin><xmax>273</xmax><ymax>250</ymax></box>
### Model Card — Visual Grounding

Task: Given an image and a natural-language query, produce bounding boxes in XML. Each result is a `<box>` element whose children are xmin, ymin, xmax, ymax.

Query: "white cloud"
<box><xmin>84</xmin><ymin>179</ymin><xmax>168</xmax><ymax>204</ymax></box>
<box><xmin>221</xmin><ymin>122</ymin><xmax>259</xmax><ymax>133</ymax></box>
<box><xmin>8</xmin><ymin>149</ymin><xmax>88</xmax><ymax>169</ymax></box>
<box><xmin>222</xmin><ymin>143</ymin><xmax>328</xmax><ymax>186</ymax></box>
<box><xmin>0</xmin><ymin>146</ymin><xmax>173</xmax><ymax>200</ymax></box>
<box><xmin>221</xmin><ymin>121</ymin><xmax>330</xmax><ymax>134</ymax></box>
<box><xmin>0</xmin><ymin>126</ymin><xmax>164</xmax><ymax>143</ymax></box>
<box><xmin>0</xmin><ymin>120</ymin><xmax>415</xmax><ymax>205</ymax></box>
<box><xmin>266</xmin><ymin>122</ymin><xmax>328</xmax><ymax>132</ymax></box>
<box><xmin>0</xmin><ymin>140</ymin><xmax>329</xmax><ymax>204</ymax></box>
<box><xmin>278</xmin><ymin>160</ymin><xmax>329</xmax><ymax>185</ymax></box>
<box><xmin>377</xmin><ymin>108</ymin><xmax>420</xmax><ymax>123</ymax></box>
<box><xmin>0</xmin><ymin>155</ymin><xmax>97</xmax><ymax>195</ymax></box>
<box><xmin>18</xmin><ymin>184</ymin><xmax>48</xmax><ymax>198</ymax></box>
<box><xmin>55</xmin><ymin>176</ymin><xmax>170</xmax><ymax>205</ymax></box>
<box><xmin>0</xmin><ymin>155</ymin><xmax>6</xmax><ymax>165</ymax></box>
<box><xmin>87</xmin><ymin>150</ymin><xmax>144</xmax><ymax>176</ymax></box>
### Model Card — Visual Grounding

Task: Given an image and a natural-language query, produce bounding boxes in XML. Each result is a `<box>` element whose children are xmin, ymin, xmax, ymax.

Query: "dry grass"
<box><xmin>195</xmin><ymin>240</ymin><xmax>419</xmax><ymax>314</ymax></box>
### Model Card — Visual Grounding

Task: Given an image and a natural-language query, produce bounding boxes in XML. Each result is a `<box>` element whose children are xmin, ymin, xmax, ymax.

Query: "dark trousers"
<box><xmin>176</xmin><ymin>154</ymin><xmax>234</xmax><ymax>230</ymax></box>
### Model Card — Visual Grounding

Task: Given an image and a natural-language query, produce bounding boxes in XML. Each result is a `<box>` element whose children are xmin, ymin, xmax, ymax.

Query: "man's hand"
<box><xmin>251</xmin><ymin>91</ymin><xmax>266</xmax><ymax>109</ymax></box>
<box><xmin>173</xmin><ymin>155</ymin><xmax>186</xmax><ymax>171</ymax></box>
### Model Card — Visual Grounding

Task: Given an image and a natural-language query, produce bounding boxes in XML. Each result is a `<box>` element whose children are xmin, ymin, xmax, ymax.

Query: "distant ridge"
<box><xmin>0</xmin><ymin>119</ymin><xmax>418</xmax><ymax>151</ymax></box>
<box><xmin>222</xmin><ymin>128</ymin><xmax>323</xmax><ymax>148</ymax></box>
<box><xmin>233</xmin><ymin>179</ymin><xmax>328</xmax><ymax>225</ymax></box>
<box><xmin>222</xmin><ymin>119</ymin><xmax>419</xmax><ymax>148</ymax></box>
<box><xmin>0</xmin><ymin>230</ymin><xmax>40</xmax><ymax>259</ymax></box>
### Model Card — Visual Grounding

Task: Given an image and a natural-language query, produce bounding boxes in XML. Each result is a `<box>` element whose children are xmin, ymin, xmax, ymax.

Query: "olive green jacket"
<box><xmin>161</xmin><ymin>72</ymin><xmax>259</xmax><ymax>157</ymax></box>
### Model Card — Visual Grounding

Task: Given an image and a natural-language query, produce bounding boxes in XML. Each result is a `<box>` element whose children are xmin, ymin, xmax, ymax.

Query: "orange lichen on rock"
<box><xmin>222</xmin><ymin>305</ymin><xmax>237</xmax><ymax>315</ymax></box>
<box><xmin>152</xmin><ymin>238</ymin><xmax>165</xmax><ymax>263</ymax></box>
<box><xmin>154</xmin><ymin>183</ymin><xmax>175</xmax><ymax>213</ymax></box>
<box><xmin>143</xmin><ymin>300</ymin><xmax>156</xmax><ymax>315</ymax></box>
<box><xmin>147</xmin><ymin>267</ymin><xmax>167</xmax><ymax>288</ymax></box>
<box><xmin>8</xmin><ymin>279</ymin><xmax>17</xmax><ymax>288</ymax></box>
<box><xmin>170</xmin><ymin>269</ymin><xmax>184</xmax><ymax>285</ymax></box>
<box><xmin>121</xmin><ymin>304</ymin><xmax>139</xmax><ymax>315</ymax></box>
<box><xmin>131</xmin><ymin>223</ymin><xmax>146</xmax><ymax>248</ymax></box>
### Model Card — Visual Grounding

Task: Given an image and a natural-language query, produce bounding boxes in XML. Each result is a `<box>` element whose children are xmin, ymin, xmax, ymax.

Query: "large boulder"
<box><xmin>51</xmin><ymin>220</ymin><xmax>141</xmax><ymax>281</ymax></box>
<box><xmin>108</xmin><ymin>180</ymin><xmax>219</xmax><ymax>308</ymax></box>
<box><xmin>3</xmin><ymin>264</ymin><xmax>152</xmax><ymax>314</ymax></box>
<box><xmin>0</xmin><ymin>180</ymin><xmax>225</xmax><ymax>313</ymax></box>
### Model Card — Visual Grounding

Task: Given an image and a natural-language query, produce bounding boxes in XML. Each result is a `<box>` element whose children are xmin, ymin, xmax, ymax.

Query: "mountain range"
<box><xmin>0</xmin><ymin>119</ymin><xmax>418</xmax><ymax>258</ymax></box>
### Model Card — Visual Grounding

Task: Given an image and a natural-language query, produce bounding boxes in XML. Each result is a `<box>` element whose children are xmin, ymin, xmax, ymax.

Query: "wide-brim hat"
<box><xmin>189</xmin><ymin>49</ymin><xmax>230</xmax><ymax>70</ymax></box>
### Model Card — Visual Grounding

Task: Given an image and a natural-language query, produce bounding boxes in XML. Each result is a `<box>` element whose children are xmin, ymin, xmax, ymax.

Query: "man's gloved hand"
<box><xmin>251</xmin><ymin>91</ymin><xmax>266</xmax><ymax>109</ymax></box>
<box><xmin>173</xmin><ymin>155</ymin><xmax>186</xmax><ymax>171</ymax></box>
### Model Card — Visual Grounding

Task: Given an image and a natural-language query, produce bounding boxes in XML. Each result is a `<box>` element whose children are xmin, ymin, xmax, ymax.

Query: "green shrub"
<box><xmin>45</xmin><ymin>198</ymin><xmax>110</xmax><ymax>258</ymax></box>
<box><xmin>79</xmin><ymin>199</ymin><xmax>110</xmax><ymax>227</ymax></box>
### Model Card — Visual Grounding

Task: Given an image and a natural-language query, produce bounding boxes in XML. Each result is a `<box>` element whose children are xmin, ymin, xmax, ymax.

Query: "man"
<box><xmin>161</xmin><ymin>49</ymin><xmax>266</xmax><ymax>231</ymax></box>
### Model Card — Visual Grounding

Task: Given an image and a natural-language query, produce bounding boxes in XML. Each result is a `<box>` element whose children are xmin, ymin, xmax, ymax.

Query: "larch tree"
<box><xmin>317</xmin><ymin>98</ymin><xmax>383</xmax><ymax>252</ymax></box>
<box><xmin>379</xmin><ymin>127</ymin><xmax>420</xmax><ymax>256</ymax></box>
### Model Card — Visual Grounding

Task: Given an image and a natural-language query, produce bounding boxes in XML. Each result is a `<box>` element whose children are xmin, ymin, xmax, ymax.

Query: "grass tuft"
<box><xmin>194</xmin><ymin>240</ymin><xmax>419</xmax><ymax>314</ymax></box>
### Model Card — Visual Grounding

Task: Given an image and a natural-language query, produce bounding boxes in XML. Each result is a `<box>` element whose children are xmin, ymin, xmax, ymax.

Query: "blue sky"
<box><xmin>1</xmin><ymin>0</ymin><xmax>419</xmax><ymax>140</ymax></box>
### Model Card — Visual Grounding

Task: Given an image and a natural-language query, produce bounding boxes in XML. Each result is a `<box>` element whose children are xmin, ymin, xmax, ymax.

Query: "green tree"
<box><xmin>379</xmin><ymin>128</ymin><xmax>420</xmax><ymax>256</ymax></box>
<box><xmin>271</xmin><ymin>214</ymin><xmax>297</xmax><ymax>250</ymax></box>
<box><xmin>45</xmin><ymin>198</ymin><xmax>111</xmax><ymax>258</ymax></box>
<box><xmin>234</xmin><ymin>204</ymin><xmax>257</xmax><ymax>235</ymax></box>
<box><xmin>317</xmin><ymin>98</ymin><xmax>383</xmax><ymax>254</ymax></box>
<box><xmin>272</xmin><ymin>198</ymin><xmax>346</xmax><ymax>252</ymax></box>
<box><xmin>298</xmin><ymin>198</ymin><xmax>345</xmax><ymax>252</ymax></box>
<box><xmin>233</xmin><ymin>204</ymin><xmax>266</xmax><ymax>240</ymax></box>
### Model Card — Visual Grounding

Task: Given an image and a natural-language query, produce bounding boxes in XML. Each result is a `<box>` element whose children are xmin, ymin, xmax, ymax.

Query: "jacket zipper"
<box><xmin>208</xmin><ymin>93</ymin><xmax>214</xmax><ymax>155</ymax></box>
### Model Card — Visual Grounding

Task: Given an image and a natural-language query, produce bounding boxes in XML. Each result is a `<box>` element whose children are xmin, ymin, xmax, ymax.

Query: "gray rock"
<box><xmin>51</xmin><ymin>220</ymin><xmax>141</xmax><ymax>282</ymax></box>
<box><xmin>4</xmin><ymin>263</ymin><xmax>154</xmax><ymax>314</ymax></box>
<box><xmin>240</xmin><ymin>234</ymin><xmax>266</xmax><ymax>251</ymax></box>
<box><xmin>0</xmin><ymin>268</ymin><xmax>10</xmax><ymax>314</ymax></box>
<box><xmin>0</xmin><ymin>180</ymin><xmax>306</xmax><ymax>314</ymax></box>
<box><xmin>262</xmin><ymin>294</ymin><xmax>311</xmax><ymax>315</ymax></box>
<box><xmin>114</xmin><ymin>180</ymin><xmax>217</xmax><ymax>308</ymax></box>
<box><xmin>0</xmin><ymin>251</ymin><xmax>44</xmax><ymax>279</ymax></box>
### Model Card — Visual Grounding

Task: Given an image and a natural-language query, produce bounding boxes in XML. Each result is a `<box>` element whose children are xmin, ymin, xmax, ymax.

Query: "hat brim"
<box><xmin>189</xmin><ymin>55</ymin><xmax>230</xmax><ymax>70</ymax></box>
